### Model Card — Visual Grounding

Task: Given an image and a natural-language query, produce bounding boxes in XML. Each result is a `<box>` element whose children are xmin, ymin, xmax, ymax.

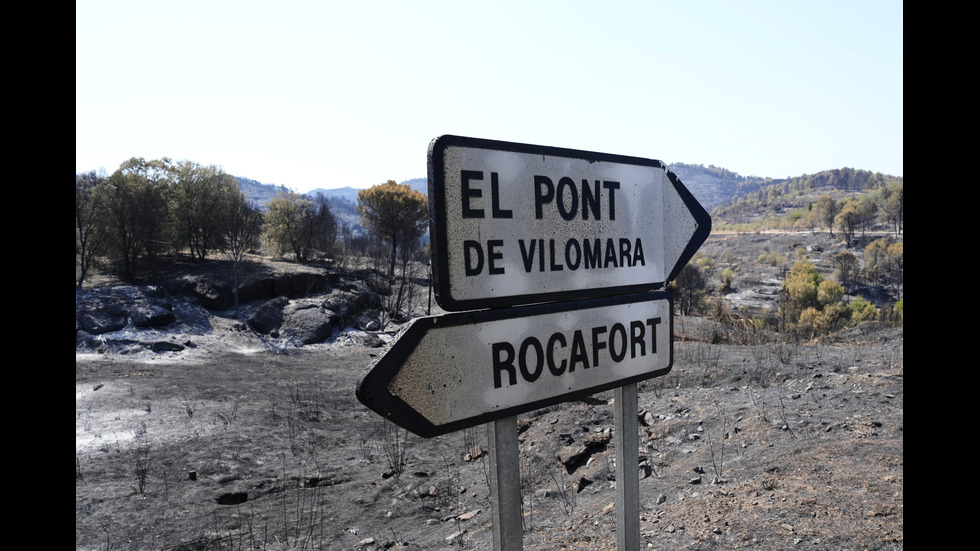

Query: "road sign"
<box><xmin>356</xmin><ymin>291</ymin><xmax>672</xmax><ymax>438</ymax></box>
<box><xmin>427</xmin><ymin>135</ymin><xmax>711</xmax><ymax>311</ymax></box>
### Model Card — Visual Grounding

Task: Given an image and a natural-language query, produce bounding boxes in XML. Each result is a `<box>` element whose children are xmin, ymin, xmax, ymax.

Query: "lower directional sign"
<box><xmin>356</xmin><ymin>291</ymin><xmax>672</xmax><ymax>437</ymax></box>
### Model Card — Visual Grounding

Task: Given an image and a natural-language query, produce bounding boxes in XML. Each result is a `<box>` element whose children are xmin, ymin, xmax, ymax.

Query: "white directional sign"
<box><xmin>356</xmin><ymin>292</ymin><xmax>672</xmax><ymax>437</ymax></box>
<box><xmin>428</xmin><ymin>135</ymin><xmax>711</xmax><ymax>311</ymax></box>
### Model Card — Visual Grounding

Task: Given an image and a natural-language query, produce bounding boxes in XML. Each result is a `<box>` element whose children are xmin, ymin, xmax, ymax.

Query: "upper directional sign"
<box><xmin>356</xmin><ymin>292</ymin><xmax>672</xmax><ymax>438</ymax></box>
<box><xmin>427</xmin><ymin>135</ymin><xmax>711</xmax><ymax>311</ymax></box>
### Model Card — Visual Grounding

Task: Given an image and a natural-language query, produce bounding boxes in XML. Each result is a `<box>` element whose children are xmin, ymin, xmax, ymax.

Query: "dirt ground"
<box><xmin>75</xmin><ymin>317</ymin><xmax>902</xmax><ymax>550</ymax></box>
<box><xmin>76</xmin><ymin>231</ymin><xmax>903</xmax><ymax>550</ymax></box>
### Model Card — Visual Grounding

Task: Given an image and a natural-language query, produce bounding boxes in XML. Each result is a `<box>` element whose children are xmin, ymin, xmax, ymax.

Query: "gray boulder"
<box><xmin>247</xmin><ymin>296</ymin><xmax>289</xmax><ymax>335</ymax></box>
<box><xmin>280</xmin><ymin>299</ymin><xmax>339</xmax><ymax>345</ymax></box>
<box><xmin>76</xmin><ymin>286</ymin><xmax>176</xmax><ymax>335</ymax></box>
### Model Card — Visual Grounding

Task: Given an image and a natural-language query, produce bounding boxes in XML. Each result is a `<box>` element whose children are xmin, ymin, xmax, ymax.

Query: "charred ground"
<box><xmin>76</xmin><ymin>231</ymin><xmax>903</xmax><ymax>550</ymax></box>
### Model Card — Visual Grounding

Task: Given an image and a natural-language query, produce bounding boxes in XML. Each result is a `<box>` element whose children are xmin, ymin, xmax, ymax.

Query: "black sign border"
<box><xmin>427</xmin><ymin>134</ymin><xmax>711</xmax><ymax>312</ymax></box>
<box><xmin>355</xmin><ymin>291</ymin><xmax>674</xmax><ymax>438</ymax></box>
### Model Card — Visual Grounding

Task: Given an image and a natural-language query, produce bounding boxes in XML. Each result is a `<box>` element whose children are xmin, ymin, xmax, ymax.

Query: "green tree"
<box><xmin>669</xmin><ymin>263</ymin><xmax>707</xmax><ymax>316</ymax></box>
<box><xmin>357</xmin><ymin>181</ymin><xmax>428</xmax><ymax>277</ymax></box>
<box><xmin>263</xmin><ymin>191</ymin><xmax>313</xmax><ymax>261</ymax></box>
<box><xmin>881</xmin><ymin>181</ymin><xmax>903</xmax><ymax>235</ymax></box>
<box><xmin>863</xmin><ymin>237</ymin><xmax>891</xmax><ymax>285</ymax></box>
<box><xmin>813</xmin><ymin>194</ymin><xmax>839</xmax><ymax>237</ymax></box>
<box><xmin>170</xmin><ymin>161</ymin><xmax>239</xmax><ymax>261</ymax></box>
<box><xmin>856</xmin><ymin>195</ymin><xmax>879</xmax><ymax>237</ymax></box>
<box><xmin>781</xmin><ymin>262</ymin><xmax>853</xmax><ymax>336</ymax></box>
<box><xmin>817</xmin><ymin>279</ymin><xmax>844</xmax><ymax>306</ymax></box>
<box><xmin>833</xmin><ymin>250</ymin><xmax>860</xmax><ymax>284</ymax></box>
<box><xmin>225</xmin><ymin>193</ymin><xmax>263</xmax><ymax>309</ymax></box>
<box><xmin>781</xmin><ymin>261</ymin><xmax>822</xmax><ymax>321</ymax></box>
<box><xmin>886</xmin><ymin>242</ymin><xmax>903</xmax><ymax>297</ymax></box>
<box><xmin>835</xmin><ymin>200</ymin><xmax>861</xmax><ymax>243</ymax></box>
<box><xmin>76</xmin><ymin>170</ymin><xmax>108</xmax><ymax>288</ymax></box>
<box><xmin>307</xmin><ymin>193</ymin><xmax>339</xmax><ymax>259</ymax></box>
<box><xmin>96</xmin><ymin>157</ymin><xmax>172</xmax><ymax>280</ymax></box>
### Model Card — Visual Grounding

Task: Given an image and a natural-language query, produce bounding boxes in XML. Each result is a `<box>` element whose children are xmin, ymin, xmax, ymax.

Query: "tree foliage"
<box><xmin>881</xmin><ymin>181</ymin><xmax>903</xmax><ymax>235</ymax></box>
<box><xmin>169</xmin><ymin>161</ymin><xmax>240</xmax><ymax>261</ymax></box>
<box><xmin>225</xmin><ymin>193</ymin><xmax>263</xmax><ymax>308</ymax></box>
<box><xmin>779</xmin><ymin>259</ymin><xmax>892</xmax><ymax>336</ymax></box>
<box><xmin>710</xmin><ymin>168</ymin><xmax>902</xmax><ymax>234</ymax></box>
<box><xmin>76</xmin><ymin>170</ymin><xmax>108</xmax><ymax>287</ymax></box>
<box><xmin>833</xmin><ymin>250</ymin><xmax>860</xmax><ymax>284</ymax></box>
<box><xmin>263</xmin><ymin>191</ymin><xmax>310</xmax><ymax>261</ymax></box>
<box><xmin>813</xmin><ymin>195</ymin><xmax>839</xmax><ymax>237</ymax></box>
<box><xmin>356</xmin><ymin>181</ymin><xmax>428</xmax><ymax>277</ymax></box>
<box><xmin>307</xmin><ymin>193</ymin><xmax>339</xmax><ymax>258</ymax></box>
<box><xmin>669</xmin><ymin>262</ymin><xmax>707</xmax><ymax>316</ymax></box>
<box><xmin>77</xmin><ymin>157</ymin><xmax>269</xmax><ymax>283</ymax></box>
<box><xmin>261</xmin><ymin>191</ymin><xmax>337</xmax><ymax>262</ymax></box>
<box><xmin>94</xmin><ymin>157</ymin><xmax>172</xmax><ymax>280</ymax></box>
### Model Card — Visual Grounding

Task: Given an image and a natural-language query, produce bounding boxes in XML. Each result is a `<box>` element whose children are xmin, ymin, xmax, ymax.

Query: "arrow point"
<box><xmin>664</xmin><ymin>170</ymin><xmax>711</xmax><ymax>283</ymax></box>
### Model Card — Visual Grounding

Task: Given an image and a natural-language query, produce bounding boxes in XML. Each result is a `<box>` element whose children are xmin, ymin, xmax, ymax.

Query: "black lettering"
<box><xmin>492</xmin><ymin>342</ymin><xmax>516</xmax><ymax>388</ymax></box>
<box><xmin>582</xmin><ymin>179</ymin><xmax>600</xmax><ymax>220</ymax></box>
<box><xmin>547</xmin><ymin>333</ymin><xmax>567</xmax><ymax>376</ymax></box>
<box><xmin>519</xmin><ymin>337</ymin><xmax>543</xmax><ymax>382</ymax></box>
<box><xmin>604</xmin><ymin>238</ymin><xmax>618</xmax><ymax>268</ymax></box>
<box><xmin>647</xmin><ymin>317</ymin><xmax>661</xmax><ymax>354</ymax></box>
<box><xmin>534</xmin><ymin>175</ymin><xmax>554</xmax><ymax>219</ymax></box>
<box><xmin>565</xmin><ymin>238</ymin><xmax>581</xmax><ymax>270</ymax></box>
<box><xmin>570</xmin><ymin>330</ymin><xmax>589</xmax><ymax>371</ymax></box>
<box><xmin>557</xmin><ymin>177</ymin><xmax>578</xmax><ymax>221</ymax></box>
<box><xmin>609</xmin><ymin>322</ymin><xmax>627</xmax><ymax>362</ymax></box>
<box><xmin>549</xmin><ymin>239</ymin><xmax>563</xmax><ymax>271</ymax></box>
<box><xmin>464</xmin><ymin>241</ymin><xmax>483</xmax><ymax>275</ymax></box>
<box><xmin>584</xmin><ymin>239</ymin><xmax>601</xmax><ymax>269</ymax></box>
<box><xmin>591</xmin><ymin>326</ymin><xmax>608</xmax><ymax>368</ymax></box>
<box><xmin>633</xmin><ymin>238</ymin><xmax>645</xmax><ymax>266</ymax></box>
<box><xmin>619</xmin><ymin>238</ymin><xmax>632</xmax><ymax>267</ymax></box>
<box><xmin>518</xmin><ymin>239</ymin><xmax>536</xmax><ymax>272</ymax></box>
<box><xmin>603</xmin><ymin>181</ymin><xmax>619</xmax><ymax>220</ymax></box>
<box><xmin>461</xmin><ymin>170</ymin><xmax>484</xmax><ymax>218</ymax></box>
<box><xmin>630</xmin><ymin>320</ymin><xmax>645</xmax><ymax>358</ymax></box>
<box><xmin>490</xmin><ymin>172</ymin><xmax>513</xmax><ymax>218</ymax></box>
<box><xmin>487</xmin><ymin>239</ymin><xmax>505</xmax><ymax>275</ymax></box>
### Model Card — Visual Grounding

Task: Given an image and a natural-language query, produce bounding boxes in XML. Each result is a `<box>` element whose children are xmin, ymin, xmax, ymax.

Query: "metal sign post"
<box><xmin>489</xmin><ymin>416</ymin><xmax>523</xmax><ymax>550</ymax></box>
<box><xmin>615</xmin><ymin>383</ymin><xmax>640</xmax><ymax>549</ymax></box>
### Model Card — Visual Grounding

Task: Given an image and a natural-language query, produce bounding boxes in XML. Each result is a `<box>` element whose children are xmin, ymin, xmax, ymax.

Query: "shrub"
<box><xmin>795</xmin><ymin>307</ymin><xmax>823</xmax><ymax>339</ymax></box>
<box><xmin>756</xmin><ymin>250</ymin><xmax>785</xmax><ymax>267</ymax></box>
<box><xmin>849</xmin><ymin>297</ymin><xmax>878</xmax><ymax>324</ymax></box>
<box><xmin>817</xmin><ymin>279</ymin><xmax>844</xmax><ymax>307</ymax></box>
<box><xmin>718</xmin><ymin>267</ymin><xmax>735</xmax><ymax>294</ymax></box>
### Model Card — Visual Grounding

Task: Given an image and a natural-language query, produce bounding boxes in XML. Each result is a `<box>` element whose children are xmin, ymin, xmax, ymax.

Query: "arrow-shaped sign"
<box><xmin>356</xmin><ymin>292</ymin><xmax>672</xmax><ymax>438</ymax></box>
<box><xmin>428</xmin><ymin>135</ymin><xmax>711</xmax><ymax>311</ymax></box>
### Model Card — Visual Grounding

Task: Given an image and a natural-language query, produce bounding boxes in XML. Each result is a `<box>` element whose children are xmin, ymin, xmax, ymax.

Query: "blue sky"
<box><xmin>76</xmin><ymin>0</ymin><xmax>903</xmax><ymax>193</ymax></box>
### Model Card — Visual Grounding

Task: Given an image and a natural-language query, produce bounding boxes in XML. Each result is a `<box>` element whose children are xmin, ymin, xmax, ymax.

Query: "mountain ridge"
<box><xmin>237</xmin><ymin>165</ymin><xmax>900</xmax><ymax>225</ymax></box>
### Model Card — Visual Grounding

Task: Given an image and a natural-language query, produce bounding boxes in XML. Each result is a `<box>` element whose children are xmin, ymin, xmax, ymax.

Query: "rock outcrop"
<box><xmin>76</xmin><ymin>268</ymin><xmax>396</xmax><ymax>352</ymax></box>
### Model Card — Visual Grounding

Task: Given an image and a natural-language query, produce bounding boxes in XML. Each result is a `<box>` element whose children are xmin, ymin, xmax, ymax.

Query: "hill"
<box><xmin>234</xmin><ymin>177</ymin><xmax>292</xmax><ymax>211</ymax></box>
<box><xmin>240</xmin><ymin>168</ymin><xmax>747</xmax><ymax>213</ymax></box>
<box><xmin>238</xmin><ymin>167</ymin><xmax>899</xmax><ymax>230</ymax></box>
<box><xmin>665</xmin><ymin>163</ymin><xmax>763</xmax><ymax>212</ymax></box>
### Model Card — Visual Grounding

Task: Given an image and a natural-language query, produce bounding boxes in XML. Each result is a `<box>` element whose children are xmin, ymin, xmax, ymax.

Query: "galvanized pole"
<box><xmin>488</xmin><ymin>415</ymin><xmax>523</xmax><ymax>550</ymax></box>
<box><xmin>615</xmin><ymin>383</ymin><xmax>640</xmax><ymax>549</ymax></box>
